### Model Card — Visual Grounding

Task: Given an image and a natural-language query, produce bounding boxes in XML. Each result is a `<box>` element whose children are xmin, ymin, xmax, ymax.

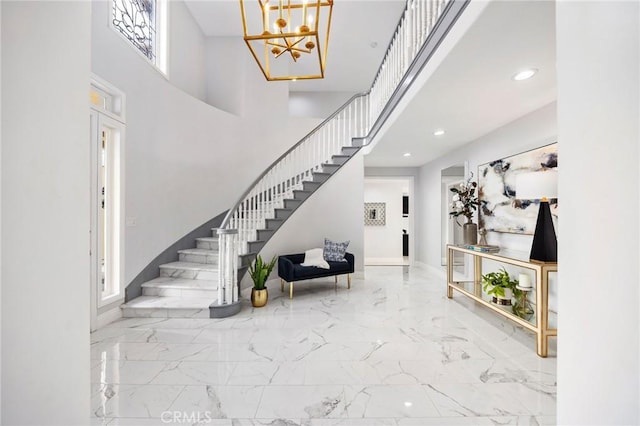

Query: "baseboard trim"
<box><xmin>93</xmin><ymin>306</ymin><xmax>123</xmax><ymax>331</ymax></box>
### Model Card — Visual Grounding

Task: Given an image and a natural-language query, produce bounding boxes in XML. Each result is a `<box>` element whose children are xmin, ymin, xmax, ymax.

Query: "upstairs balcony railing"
<box><xmin>216</xmin><ymin>0</ymin><xmax>466</xmax><ymax>309</ymax></box>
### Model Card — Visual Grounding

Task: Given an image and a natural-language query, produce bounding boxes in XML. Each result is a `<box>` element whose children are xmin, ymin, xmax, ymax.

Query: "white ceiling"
<box><xmin>183</xmin><ymin>0</ymin><xmax>407</xmax><ymax>92</ymax></box>
<box><xmin>364</xmin><ymin>0</ymin><xmax>557</xmax><ymax>167</ymax></box>
<box><xmin>184</xmin><ymin>1</ymin><xmax>557</xmax><ymax>168</ymax></box>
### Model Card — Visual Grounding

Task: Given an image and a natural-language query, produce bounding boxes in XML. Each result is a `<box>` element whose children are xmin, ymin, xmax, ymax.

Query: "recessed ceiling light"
<box><xmin>370</xmin><ymin>41</ymin><xmax>378</xmax><ymax>48</ymax></box>
<box><xmin>404</xmin><ymin>401</ymin><xmax>413</xmax><ymax>407</ymax></box>
<box><xmin>512</xmin><ymin>68</ymin><xmax>538</xmax><ymax>81</ymax></box>
<box><xmin>433</xmin><ymin>129</ymin><xmax>445</xmax><ymax>136</ymax></box>
<box><xmin>403</xmin><ymin>152</ymin><xmax>412</xmax><ymax>157</ymax></box>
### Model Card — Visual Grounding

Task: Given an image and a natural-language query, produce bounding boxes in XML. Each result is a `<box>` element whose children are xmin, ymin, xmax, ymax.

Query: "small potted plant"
<box><xmin>248</xmin><ymin>255</ymin><xmax>277</xmax><ymax>308</ymax></box>
<box><xmin>481</xmin><ymin>267</ymin><xmax>521</xmax><ymax>306</ymax></box>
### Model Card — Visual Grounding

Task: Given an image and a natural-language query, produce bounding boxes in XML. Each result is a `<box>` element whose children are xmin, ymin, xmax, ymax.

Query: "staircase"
<box><xmin>120</xmin><ymin>234</ymin><xmax>220</xmax><ymax>318</ymax></box>
<box><xmin>121</xmin><ymin>146</ymin><xmax>361</xmax><ymax>318</ymax></box>
<box><xmin>121</xmin><ymin>0</ymin><xmax>462</xmax><ymax>318</ymax></box>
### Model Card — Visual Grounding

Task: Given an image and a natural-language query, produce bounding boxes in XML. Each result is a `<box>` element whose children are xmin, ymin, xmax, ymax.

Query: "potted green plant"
<box><xmin>481</xmin><ymin>267</ymin><xmax>521</xmax><ymax>306</ymax></box>
<box><xmin>248</xmin><ymin>255</ymin><xmax>277</xmax><ymax>307</ymax></box>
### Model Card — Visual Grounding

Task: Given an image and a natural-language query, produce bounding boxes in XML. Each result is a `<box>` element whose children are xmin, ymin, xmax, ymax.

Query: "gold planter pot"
<box><xmin>251</xmin><ymin>288</ymin><xmax>268</xmax><ymax>307</ymax></box>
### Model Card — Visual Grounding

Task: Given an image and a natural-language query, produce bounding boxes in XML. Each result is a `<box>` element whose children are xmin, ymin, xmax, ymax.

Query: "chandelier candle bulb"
<box><xmin>519</xmin><ymin>273</ymin><xmax>532</xmax><ymax>288</ymax></box>
<box><xmin>303</xmin><ymin>0</ymin><xmax>307</xmax><ymax>24</ymax></box>
<box><xmin>263</xmin><ymin>2</ymin><xmax>269</xmax><ymax>32</ymax></box>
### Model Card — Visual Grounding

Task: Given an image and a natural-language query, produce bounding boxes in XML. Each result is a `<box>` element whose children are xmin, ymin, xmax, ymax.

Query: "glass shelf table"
<box><xmin>446</xmin><ymin>244</ymin><xmax>558</xmax><ymax>357</ymax></box>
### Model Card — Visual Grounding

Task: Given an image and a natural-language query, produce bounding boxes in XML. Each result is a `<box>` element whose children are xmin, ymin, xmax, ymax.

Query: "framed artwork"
<box><xmin>364</xmin><ymin>202</ymin><xmax>386</xmax><ymax>226</ymax></box>
<box><xmin>478</xmin><ymin>143</ymin><xmax>557</xmax><ymax>235</ymax></box>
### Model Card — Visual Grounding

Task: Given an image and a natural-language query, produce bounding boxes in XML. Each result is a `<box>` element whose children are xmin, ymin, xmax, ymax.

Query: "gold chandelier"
<box><xmin>239</xmin><ymin>0</ymin><xmax>334</xmax><ymax>81</ymax></box>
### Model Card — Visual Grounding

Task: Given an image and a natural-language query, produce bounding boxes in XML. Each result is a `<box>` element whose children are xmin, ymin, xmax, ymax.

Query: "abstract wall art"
<box><xmin>478</xmin><ymin>143</ymin><xmax>557</xmax><ymax>235</ymax></box>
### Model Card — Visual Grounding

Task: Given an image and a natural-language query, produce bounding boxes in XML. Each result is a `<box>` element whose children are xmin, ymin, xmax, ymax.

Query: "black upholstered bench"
<box><xmin>277</xmin><ymin>252</ymin><xmax>355</xmax><ymax>299</ymax></box>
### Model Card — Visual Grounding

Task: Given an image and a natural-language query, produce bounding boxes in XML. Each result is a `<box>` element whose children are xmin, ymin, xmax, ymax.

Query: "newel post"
<box><xmin>209</xmin><ymin>228</ymin><xmax>241</xmax><ymax>318</ymax></box>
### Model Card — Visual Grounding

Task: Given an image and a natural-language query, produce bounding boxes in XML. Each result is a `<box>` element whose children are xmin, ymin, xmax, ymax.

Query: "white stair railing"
<box><xmin>216</xmin><ymin>0</ymin><xmax>452</xmax><ymax>309</ymax></box>
<box><xmin>221</xmin><ymin>92</ymin><xmax>371</xmax><ymax>257</ymax></box>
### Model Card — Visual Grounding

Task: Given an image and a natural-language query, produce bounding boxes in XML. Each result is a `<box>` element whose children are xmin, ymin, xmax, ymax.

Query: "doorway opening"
<box><xmin>90</xmin><ymin>76</ymin><xmax>126</xmax><ymax>331</ymax></box>
<box><xmin>364</xmin><ymin>177</ymin><xmax>414</xmax><ymax>266</ymax></box>
<box><xmin>441</xmin><ymin>163</ymin><xmax>466</xmax><ymax>274</ymax></box>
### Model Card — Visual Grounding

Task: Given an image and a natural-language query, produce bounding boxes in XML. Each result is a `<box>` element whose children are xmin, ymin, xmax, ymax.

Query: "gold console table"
<box><xmin>446</xmin><ymin>244</ymin><xmax>557</xmax><ymax>357</ymax></box>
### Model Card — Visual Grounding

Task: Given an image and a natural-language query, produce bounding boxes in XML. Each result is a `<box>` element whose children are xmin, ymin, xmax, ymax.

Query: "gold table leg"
<box><xmin>446</xmin><ymin>246</ymin><xmax>453</xmax><ymax>298</ymax></box>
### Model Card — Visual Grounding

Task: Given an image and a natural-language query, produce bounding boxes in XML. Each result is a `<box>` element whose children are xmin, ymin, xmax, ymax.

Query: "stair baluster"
<box><xmin>213</xmin><ymin>0</ymin><xmax>456</xmax><ymax>315</ymax></box>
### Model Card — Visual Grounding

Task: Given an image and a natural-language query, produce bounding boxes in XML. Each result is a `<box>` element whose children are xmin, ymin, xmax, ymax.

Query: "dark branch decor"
<box><xmin>448</xmin><ymin>172</ymin><xmax>479</xmax><ymax>224</ymax></box>
<box><xmin>112</xmin><ymin>0</ymin><xmax>156</xmax><ymax>62</ymax></box>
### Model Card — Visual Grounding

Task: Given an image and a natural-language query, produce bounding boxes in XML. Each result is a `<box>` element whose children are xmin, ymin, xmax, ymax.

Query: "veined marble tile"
<box><xmin>91</xmin><ymin>342</ymin><xmax>161</xmax><ymax>361</ymax></box>
<box><xmin>114</xmin><ymin>318</ymin><xmax>220</xmax><ymax>330</ymax></box>
<box><xmin>396</xmin><ymin>416</ymin><xmax>520</xmax><ymax>425</ymax></box>
<box><xmin>255</xmin><ymin>385</ymin><xmax>347</xmax><ymax>418</ymax></box>
<box><xmin>423</xmin><ymin>382</ymin><xmax>532</xmax><ymax>417</ymax></box>
<box><xmin>205</xmin><ymin>342</ymin><xmax>280</xmax><ymax>363</ymax></box>
<box><xmin>102</xmin><ymin>317</ymin><xmax>177</xmax><ymax>329</ymax></box>
<box><xmin>274</xmin><ymin>341</ymin><xmax>371</xmax><ymax>362</ymax></box>
<box><xmin>249</xmin><ymin>328</ymin><xmax>311</xmax><ymax>345</ymax></box>
<box><xmin>303</xmin><ymin>361</ymin><xmax>381</xmax><ymax>385</ymax></box>
<box><xmin>90</xmin><ymin>327</ymin><xmax>151</xmax><ymax>345</ymax></box>
<box><xmin>231</xmin><ymin>420</ymin><xmax>306</xmax><ymax>426</ymax></box>
<box><xmin>139</xmin><ymin>328</ymin><xmax>203</xmax><ymax>344</ymax></box>
<box><xmin>224</xmin><ymin>315</ymin><xmax>289</xmax><ymax>330</ymax></box>
<box><xmin>92</xmin><ymin>384</ymin><xmax>185</xmax><ymax>418</ymax></box>
<box><xmin>194</xmin><ymin>328</ymin><xmax>257</xmax><ymax>344</ymax></box>
<box><xmin>168</xmin><ymin>385</ymin><xmax>264</xmax><ymax>418</ymax></box>
<box><xmin>343</xmin><ymin>385</ymin><xmax>440</xmax><ymax>418</ymax></box>
<box><xmin>369</xmin><ymin>358</ymin><xmax>482</xmax><ymax>385</ymax></box>
<box><xmin>140</xmin><ymin>343</ymin><xmax>218</xmax><ymax>362</ymax></box>
<box><xmin>91</xmin><ymin>417</ymin><xmax>231</xmax><ymax>426</ymax></box>
<box><xmin>493</xmin><ymin>382</ymin><xmax>557</xmax><ymax>416</ymax></box>
<box><xmin>91</xmin><ymin>360</ymin><xmax>169</xmax><ymax>385</ymax></box>
<box><xmin>303</xmin><ymin>419</ymin><xmax>398</xmax><ymax>426</ymax></box>
<box><xmin>150</xmin><ymin>361</ymin><xmax>235</xmax><ymax>385</ymax></box>
<box><xmin>91</xmin><ymin>265</ymin><xmax>557</xmax><ymax>424</ymax></box>
<box><xmin>226</xmin><ymin>361</ymin><xmax>305</xmax><ymax>385</ymax></box>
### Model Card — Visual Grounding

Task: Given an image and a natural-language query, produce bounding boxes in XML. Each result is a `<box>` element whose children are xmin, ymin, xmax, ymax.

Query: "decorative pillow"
<box><xmin>301</xmin><ymin>248</ymin><xmax>331</xmax><ymax>269</ymax></box>
<box><xmin>323</xmin><ymin>238</ymin><xmax>349</xmax><ymax>262</ymax></box>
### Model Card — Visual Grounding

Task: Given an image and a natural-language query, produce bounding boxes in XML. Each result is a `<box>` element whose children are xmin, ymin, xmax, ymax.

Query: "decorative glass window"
<box><xmin>111</xmin><ymin>0</ymin><xmax>167</xmax><ymax>72</ymax></box>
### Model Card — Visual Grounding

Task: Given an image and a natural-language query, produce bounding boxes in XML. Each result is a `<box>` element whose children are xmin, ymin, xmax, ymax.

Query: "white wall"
<box><xmin>416</xmin><ymin>102</ymin><xmax>557</xmax><ymax>269</ymax></box>
<box><xmin>556</xmin><ymin>1</ymin><xmax>639</xmax><ymax>424</ymax></box>
<box><xmin>169</xmin><ymin>0</ymin><xmax>207</xmax><ymax>101</ymax></box>
<box><xmin>1</xmin><ymin>1</ymin><xmax>91</xmax><ymax>424</ymax></box>
<box><xmin>205</xmin><ymin>37</ymin><xmax>246</xmax><ymax>115</ymax></box>
<box><xmin>256</xmin><ymin>152</ymin><xmax>365</xmax><ymax>285</ymax></box>
<box><xmin>92</xmin><ymin>0</ymin><xmax>325</xmax><ymax>288</ymax></box>
<box><xmin>364</xmin><ymin>179</ymin><xmax>406</xmax><ymax>264</ymax></box>
<box><xmin>289</xmin><ymin>91</ymin><xmax>356</xmax><ymax>118</ymax></box>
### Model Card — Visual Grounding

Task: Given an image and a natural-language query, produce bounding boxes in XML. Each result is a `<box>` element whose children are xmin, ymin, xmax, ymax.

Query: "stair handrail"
<box><xmin>213</xmin><ymin>0</ymin><xmax>467</xmax><ymax>314</ymax></box>
<box><xmin>218</xmin><ymin>90</ymin><xmax>369</xmax><ymax>233</ymax></box>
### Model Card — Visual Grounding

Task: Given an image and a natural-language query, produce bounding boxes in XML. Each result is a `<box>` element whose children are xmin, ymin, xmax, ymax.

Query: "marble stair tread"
<box><xmin>121</xmin><ymin>295</ymin><xmax>212</xmax><ymax>310</ymax></box>
<box><xmin>141</xmin><ymin>277</ymin><xmax>217</xmax><ymax>290</ymax></box>
<box><xmin>177</xmin><ymin>248</ymin><xmax>218</xmax><ymax>255</ymax></box>
<box><xmin>159</xmin><ymin>261</ymin><xmax>218</xmax><ymax>271</ymax></box>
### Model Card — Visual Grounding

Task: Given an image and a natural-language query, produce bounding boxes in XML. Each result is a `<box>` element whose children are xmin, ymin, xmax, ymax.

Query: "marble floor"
<box><xmin>90</xmin><ymin>266</ymin><xmax>557</xmax><ymax>426</ymax></box>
